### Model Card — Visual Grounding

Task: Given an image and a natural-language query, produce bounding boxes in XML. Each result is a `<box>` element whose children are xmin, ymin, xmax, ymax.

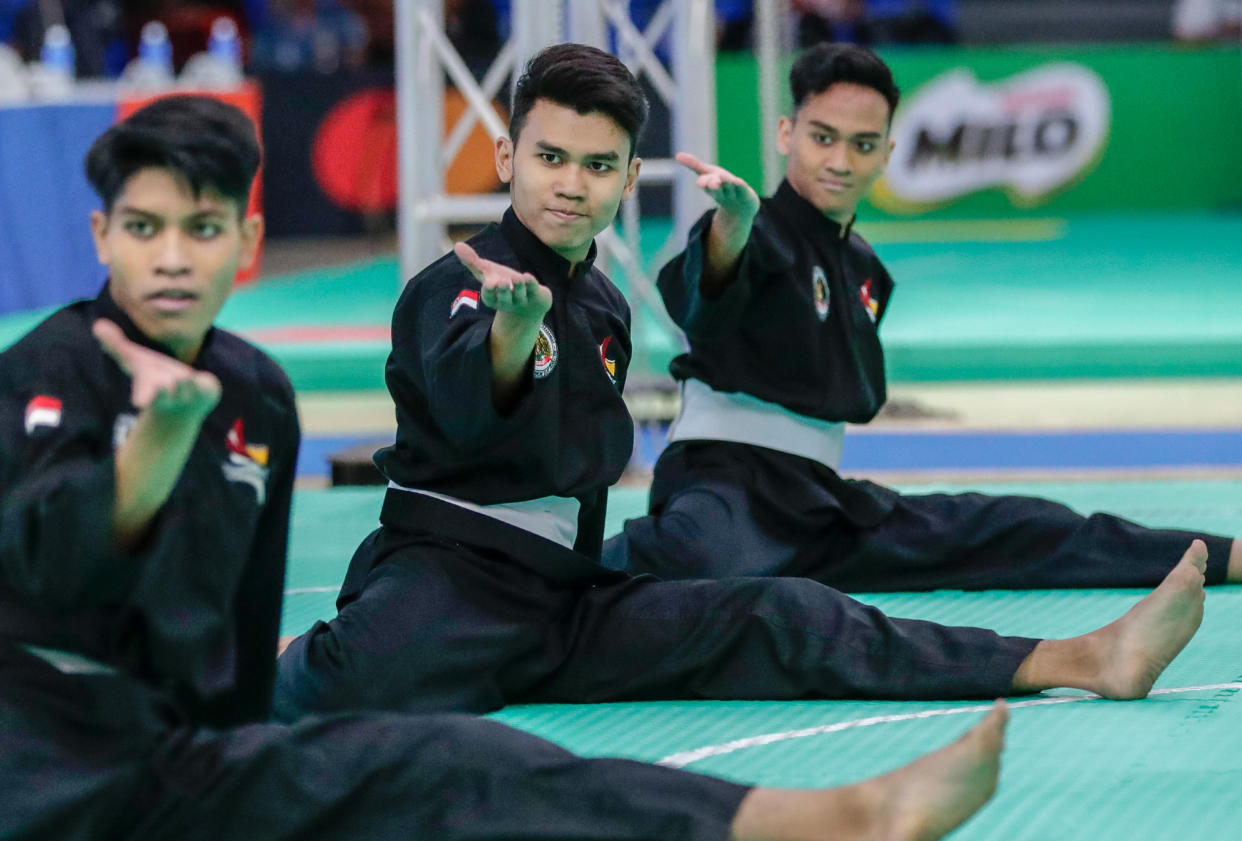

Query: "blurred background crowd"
<box><xmin>2</xmin><ymin>0</ymin><xmax>1239</xmax><ymax>83</ymax></box>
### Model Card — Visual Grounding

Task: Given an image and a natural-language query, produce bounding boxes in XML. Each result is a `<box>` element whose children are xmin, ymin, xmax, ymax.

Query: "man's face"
<box><xmin>90</xmin><ymin>167</ymin><xmax>262</xmax><ymax>362</ymax></box>
<box><xmin>497</xmin><ymin>98</ymin><xmax>641</xmax><ymax>265</ymax></box>
<box><xmin>777</xmin><ymin>82</ymin><xmax>894</xmax><ymax>224</ymax></box>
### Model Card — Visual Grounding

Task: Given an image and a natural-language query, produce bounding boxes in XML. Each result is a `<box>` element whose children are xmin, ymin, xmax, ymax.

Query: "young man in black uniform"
<box><xmin>275</xmin><ymin>43</ymin><xmax>1211</xmax><ymax>729</ymax></box>
<box><xmin>602</xmin><ymin>42</ymin><xmax>1242</xmax><ymax>592</ymax></box>
<box><xmin>0</xmin><ymin>94</ymin><xmax>1026</xmax><ymax>841</ymax></box>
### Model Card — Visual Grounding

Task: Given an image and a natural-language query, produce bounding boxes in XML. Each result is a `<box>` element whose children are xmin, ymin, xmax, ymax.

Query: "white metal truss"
<box><xmin>755</xmin><ymin>0</ymin><xmax>792</xmax><ymax>195</ymax></box>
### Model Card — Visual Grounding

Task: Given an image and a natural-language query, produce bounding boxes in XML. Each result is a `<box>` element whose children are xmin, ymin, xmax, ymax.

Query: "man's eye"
<box><xmin>191</xmin><ymin>222</ymin><xmax>223</xmax><ymax>239</ymax></box>
<box><xmin>587</xmin><ymin>161</ymin><xmax>612</xmax><ymax>173</ymax></box>
<box><xmin>813</xmin><ymin>134</ymin><xmax>833</xmax><ymax>145</ymax></box>
<box><xmin>540</xmin><ymin>153</ymin><xmax>561</xmax><ymax>164</ymax></box>
<box><xmin>124</xmin><ymin>220</ymin><xmax>156</xmax><ymax>238</ymax></box>
<box><xmin>857</xmin><ymin>141</ymin><xmax>876</xmax><ymax>153</ymax></box>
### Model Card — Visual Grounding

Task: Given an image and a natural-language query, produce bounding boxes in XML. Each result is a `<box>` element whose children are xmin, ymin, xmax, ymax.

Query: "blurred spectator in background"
<box><xmin>342</xmin><ymin>0</ymin><xmax>393</xmax><ymax>68</ymax></box>
<box><xmin>795</xmin><ymin>0</ymin><xmax>958</xmax><ymax>46</ymax></box>
<box><xmin>1172</xmin><ymin>0</ymin><xmax>1242</xmax><ymax>41</ymax></box>
<box><xmin>446</xmin><ymin>0</ymin><xmax>499</xmax><ymax>75</ymax></box>
<box><xmin>5</xmin><ymin>0</ymin><xmax>127</xmax><ymax>76</ymax></box>
<box><xmin>250</xmin><ymin>0</ymin><xmax>368</xmax><ymax>73</ymax></box>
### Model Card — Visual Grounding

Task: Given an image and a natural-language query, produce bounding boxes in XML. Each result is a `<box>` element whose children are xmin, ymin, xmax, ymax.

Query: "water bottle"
<box><xmin>181</xmin><ymin>16</ymin><xmax>244</xmax><ymax>87</ymax></box>
<box><xmin>0</xmin><ymin>44</ymin><xmax>28</xmax><ymax>102</ymax></box>
<box><xmin>121</xmin><ymin>20</ymin><xmax>175</xmax><ymax>90</ymax></box>
<box><xmin>139</xmin><ymin>21</ymin><xmax>174</xmax><ymax>77</ymax></box>
<box><xmin>41</xmin><ymin>24</ymin><xmax>76</xmax><ymax>78</ymax></box>
<box><xmin>27</xmin><ymin>24</ymin><xmax>75</xmax><ymax>98</ymax></box>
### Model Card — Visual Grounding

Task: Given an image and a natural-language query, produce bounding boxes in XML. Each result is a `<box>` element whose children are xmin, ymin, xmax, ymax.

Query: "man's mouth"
<box><xmin>147</xmin><ymin>289</ymin><xmax>200</xmax><ymax>311</ymax></box>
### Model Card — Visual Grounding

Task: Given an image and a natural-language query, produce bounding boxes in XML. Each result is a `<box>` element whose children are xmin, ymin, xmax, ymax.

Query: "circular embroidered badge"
<box><xmin>533</xmin><ymin>323</ymin><xmax>558</xmax><ymax>378</ymax></box>
<box><xmin>812</xmin><ymin>265</ymin><xmax>830</xmax><ymax>321</ymax></box>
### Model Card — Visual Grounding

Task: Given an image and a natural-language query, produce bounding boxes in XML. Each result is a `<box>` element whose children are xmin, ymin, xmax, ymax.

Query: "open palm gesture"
<box><xmin>454</xmin><ymin>241</ymin><xmax>552</xmax><ymax>322</ymax></box>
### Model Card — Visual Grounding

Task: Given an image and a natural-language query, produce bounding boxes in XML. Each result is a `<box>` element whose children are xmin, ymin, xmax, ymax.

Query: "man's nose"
<box><xmin>154</xmin><ymin>230</ymin><xmax>192</xmax><ymax>275</ymax></box>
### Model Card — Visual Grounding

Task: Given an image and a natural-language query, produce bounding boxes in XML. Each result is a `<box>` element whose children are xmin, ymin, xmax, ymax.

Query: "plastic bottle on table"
<box><xmin>27</xmin><ymin>24</ymin><xmax>75</xmax><ymax>99</ymax></box>
<box><xmin>180</xmin><ymin>16</ymin><xmax>245</xmax><ymax>88</ymax></box>
<box><xmin>120</xmin><ymin>21</ymin><xmax>175</xmax><ymax>90</ymax></box>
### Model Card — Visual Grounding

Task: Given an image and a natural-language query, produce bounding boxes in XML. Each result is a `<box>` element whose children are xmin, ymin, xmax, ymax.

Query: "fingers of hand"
<box><xmin>453</xmin><ymin>241</ymin><xmax>486</xmax><ymax>280</ymax></box>
<box><xmin>92</xmin><ymin>319</ymin><xmax>134</xmax><ymax>373</ymax></box>
<box><xmin>675</xmin><ymin>151</ymin><xmax>708</xmax><ymax>174</ymax></box>
<box><xmin>148</xmin><ymin>371</ymin><xmax>220</xmax><ymax>414</ymax></box>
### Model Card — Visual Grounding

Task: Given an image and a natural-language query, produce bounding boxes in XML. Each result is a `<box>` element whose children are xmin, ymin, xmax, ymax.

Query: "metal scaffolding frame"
<box><xmin>395</xmin><ymin>0</ymin><xmax>719</xmax><ymax>375</ymax></box>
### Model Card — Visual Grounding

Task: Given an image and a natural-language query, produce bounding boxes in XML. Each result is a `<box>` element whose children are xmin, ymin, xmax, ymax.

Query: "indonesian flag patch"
<box><xmin>859</xmin><ymin>278</ymin><xmax>879</xmax><ymax>323</ymax></box>
<box><xmin>450</xmin><ymin>289</ymin><xmax>480</xmax><ymax>318</ymax></box>
<box><xmin>24</xmin><ymin>395</ymin><xmax>62</xmax><ymax>435</ymax></box>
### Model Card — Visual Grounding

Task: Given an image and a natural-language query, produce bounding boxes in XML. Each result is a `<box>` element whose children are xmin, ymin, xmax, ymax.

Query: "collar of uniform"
<box><xmin>771</xmin><ymin>180</ymin><xmax>854</xmax><ymax>241</ymax></box>
<box><xmin>91</xmin><ymin>282</ymin><xmax>217</xmax><ymax>364</ymax></box>
<box><xmin>499</xmin><ymin>207</ymin><xmax>599</xmax><ymax>286</ymax></box>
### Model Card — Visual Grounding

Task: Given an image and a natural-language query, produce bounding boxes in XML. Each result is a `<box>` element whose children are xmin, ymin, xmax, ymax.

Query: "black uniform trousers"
<box><xmin>602</xmin><ymin>441</ymin><xmax>1233</xmax><ymax>590</ymax></box>
<box><xmin>0</xmin><ymin>642</ymin><xmax>747</xmax><ymax>841</ymax></box>
<box><xmin>274</xmin><ymin>491</ymin><xmax>1037</xmax><ymax>720</ymax></box>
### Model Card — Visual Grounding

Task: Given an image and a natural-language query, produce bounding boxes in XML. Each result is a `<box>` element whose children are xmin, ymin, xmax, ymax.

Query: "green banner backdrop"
<box><xmin>716</xmin><ymin>44</ymin><xmax>1242</xmax><ymax>218</ymax></box>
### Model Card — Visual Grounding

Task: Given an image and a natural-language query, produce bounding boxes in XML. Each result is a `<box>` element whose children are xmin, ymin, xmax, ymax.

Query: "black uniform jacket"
<box><xmin>653</xmin><ymin>180</ymin><xmax>900</xmax><ymax>526</ymax></box>
<box><xmin>375</xmin><ymin>208</ymin><xmax>633</xmax><ymax>561</ymax></box>
<box><xmin>0</xmin><ymin>287</ymin><xmax>299</xmax><ymax>728</ymax></box>
<box><xmin>661</xmin><ymin>179</ymin><xmax>893</xmax><ymax>423</ymax></box>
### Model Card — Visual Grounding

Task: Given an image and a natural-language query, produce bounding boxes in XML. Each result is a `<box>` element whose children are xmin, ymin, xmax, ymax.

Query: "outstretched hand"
<box><xmin>93</xmin><ymin>319</ymin><xmax>221</xmax><ymax>420</ymax></box>
<box><xmin>676</xmin><ymin>152</ymin><xmax>760</xmax><ymax>221</ymax></box>
<box><xmin>454</xmin><ymin>241</ymin><xmax>552</xmax><ymax>322</ymax></box>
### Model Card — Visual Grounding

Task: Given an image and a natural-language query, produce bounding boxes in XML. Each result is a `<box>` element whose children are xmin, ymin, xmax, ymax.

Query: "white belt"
<box><xmin>22</xmin><ymin>644</ymin><xmax>118</xmax><ymax>676</ymax></box>
<box><xmin>667</xmin><ymin>378</ymin><xmax>846</xmax><ymax>470</ymax></box>
<box><xmin>387</xmin><ymin>483</ymin><xmax>581</xmax><ymax>549</ymax></box>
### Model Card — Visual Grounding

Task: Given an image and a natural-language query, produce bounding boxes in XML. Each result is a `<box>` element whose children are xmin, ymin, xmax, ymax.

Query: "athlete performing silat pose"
<box><xmin>602</xmin><ymin>42</ymin><xmax>1239</xmax><ymax>593</ymax></box>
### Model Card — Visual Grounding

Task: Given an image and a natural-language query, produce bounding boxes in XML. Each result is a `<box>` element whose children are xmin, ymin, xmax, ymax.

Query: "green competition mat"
<box><xmin>281</xmin><ymin>479</ymin><xmax>1242</xmax><ymax>841</ymax></box>
<box><xmin>9</xmin><ymin>213</ymin><xmax>1241</xmax><ymax>388</ymax></box>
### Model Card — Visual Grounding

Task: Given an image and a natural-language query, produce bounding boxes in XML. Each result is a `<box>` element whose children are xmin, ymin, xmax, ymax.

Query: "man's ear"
<box><xmin>239</xmin><ymin>213</ymin><xmax>264</xmax><ymax>272</ymax></box>
<box><xmin>776</xmin><ymin>115</ymin><xmax>794</xmax><ymax>156</ymax></box>
<box><xmin>90</xmin><ymin>209</ymin><xmax>111</xmax><ymax>265</ymax></box>
<box><xmin>622</xmin><ymin>156</ymin><xmax>642</xmax><ymax>201</ymax></box>
<box><xmin>495</xmin><ymin>135</ymin><xmax>514</xmax><ymax>184</ymax></box>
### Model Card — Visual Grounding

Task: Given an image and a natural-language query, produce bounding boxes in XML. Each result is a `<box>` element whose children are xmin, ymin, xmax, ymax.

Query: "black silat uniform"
<box><xmin>275</xmin><ymin>208</ymin><xmax>1039</xmax><ymax>721</ymax></box>
<box><xmin>602</xmin><ymin>181</ymin><xmax>1232</xmax><ymax>588</ymax></box>
<box><xmin>0</xmin><ymin>287</ymin><xmax>749</xmax><ymax>841</ymax></box>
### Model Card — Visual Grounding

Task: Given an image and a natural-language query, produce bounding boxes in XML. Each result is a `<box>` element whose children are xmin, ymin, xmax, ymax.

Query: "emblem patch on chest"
<box><xmin>859</xmin><ymin>278</ymin><xmax>879</xmax><ymax>323</ymax></box>
<box><xmin>599</xmin><ymin>335</ymin><xmax>618</xmax><ymax>385</ymax></box>
<box><xmin>811</xmin><ymin>266</ymin><xmax>830</xmax><ymax>321</ymax></box>
<box><xmin>533</xmin><ymin>323</ymin><xmax>558</xmax><ymax>379</ymax></box>
<box><xmin>112</xmin><ymin>412</ymin><xmax>138</xmax><ymax>449</ymax></box>
<box><xmin>223</xmin><ymin>418</ymin><xmax>270</xmax><ymax>505</ymax></box>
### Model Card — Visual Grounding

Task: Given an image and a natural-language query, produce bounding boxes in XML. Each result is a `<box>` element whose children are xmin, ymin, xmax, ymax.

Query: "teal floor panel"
<box><xmin>279</xmin><ymin>477</ymin><xmax>1242</xmax><ymax>840</ymax></box>
<box><xmin>9</xmin><ymin>213</ymin><xmax>1242</xmax><ymax>387</ymax></box>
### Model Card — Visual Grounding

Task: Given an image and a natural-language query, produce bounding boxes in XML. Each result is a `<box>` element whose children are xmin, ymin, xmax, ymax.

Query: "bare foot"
<box><xmin>869</xmin><ymin>700</ymin><xmax>1007</xmax><ymax>841</ymax></box>
<box><xmin>1086</xmin><ymin>539</ymin><xmax>1207</xmax><ymax>699</ymax></box>
<box><xmin>730</xmin><ymin>702</ymin><xmax>1007</xmax><ymax>841</ymax></box>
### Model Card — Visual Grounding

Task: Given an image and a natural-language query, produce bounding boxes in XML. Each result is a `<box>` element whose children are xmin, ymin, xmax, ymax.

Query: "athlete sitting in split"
<box><xmin>600</xmin><ymin>42</ymin><xmax>1241</xmax><ymax>593</ymax></box>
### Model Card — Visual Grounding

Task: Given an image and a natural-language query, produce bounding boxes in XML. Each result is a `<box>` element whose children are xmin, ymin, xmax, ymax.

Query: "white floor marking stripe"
<box><xmin>657</xmin><ymin>683</ymin><xmax>1242</xmax><ymax>768</ymax></box>
<box><xmin>284</xmin><ymin>586</ymin><xmax>339</xmax><ymax>594</ymax></box>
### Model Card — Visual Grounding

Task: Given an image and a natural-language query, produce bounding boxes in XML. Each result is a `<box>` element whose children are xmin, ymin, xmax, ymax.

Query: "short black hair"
<box><xmin>85</xmin><ymin>95</ymin><xmax>261</xmax><ymax>215</ymax></box>
<box><xmin>509</xmin><ymin>42</ymin><xmax>649</xmax><ymax>159</ymax></box>
<box><xmin>789</xmin><ymin>43</ymin><xmax>900</xmax><ymax>120</ymax></box>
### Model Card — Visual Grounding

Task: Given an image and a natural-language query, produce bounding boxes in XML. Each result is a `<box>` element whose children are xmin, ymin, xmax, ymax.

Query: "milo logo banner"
<box><xmin>874</xmin><ymin>63</ymin><xmax>1110</xmax><ymax>211</ymax></box>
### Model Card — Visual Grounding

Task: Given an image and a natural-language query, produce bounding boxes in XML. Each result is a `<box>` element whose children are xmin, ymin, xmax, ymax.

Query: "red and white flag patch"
<box><xmin>450</xmin><ymin>289</ymin><xmax>480</xmax><ymax>318</ymax></box>
<box><xmin>24</xmin><ymin>395</ymin><xmax>62</xmax><ymax>435</ymax></box>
